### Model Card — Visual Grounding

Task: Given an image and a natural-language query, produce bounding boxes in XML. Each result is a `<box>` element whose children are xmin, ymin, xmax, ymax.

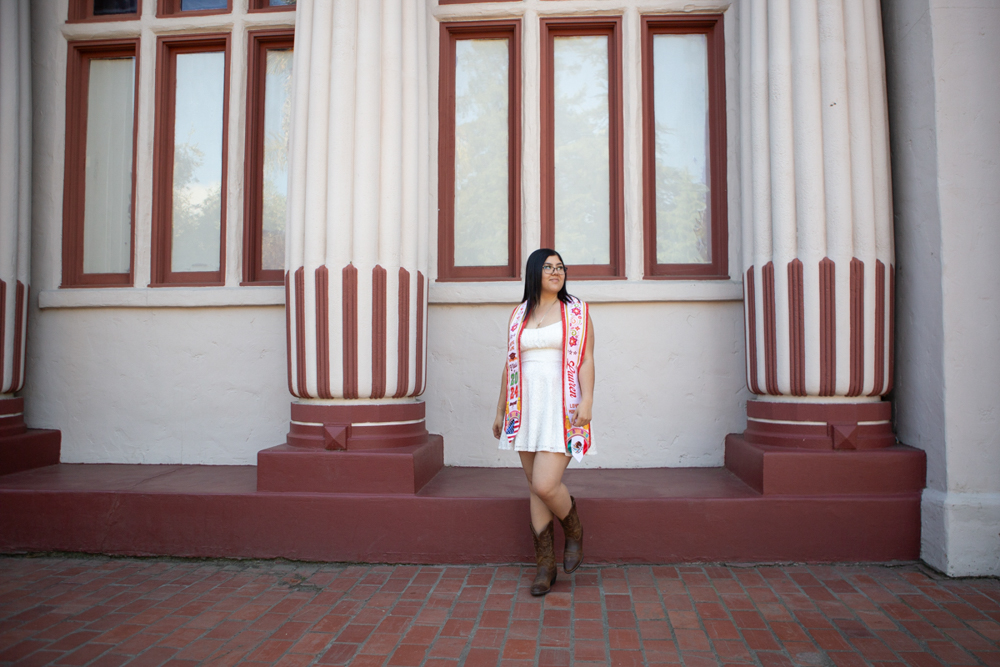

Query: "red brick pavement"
<box><xmin>0</xmin><ymin>556</ymin><xmax>997</xmax><ymax>666</ymax></box>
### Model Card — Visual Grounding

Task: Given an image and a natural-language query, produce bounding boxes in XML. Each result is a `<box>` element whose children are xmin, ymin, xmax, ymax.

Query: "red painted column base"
<box><xmin>744</xmin><ymin>399</ymin><xmax>896</xmax><ymax>449</ymax></box>
<box><xmin>0</xmin><ymin>397</ymin><xmax>61</xmax><ymax>477</ymax></box>
<box><xmin>258</xmin><ymin>400</ymin><xmax>443</xmax><ymax>494</ymax></box>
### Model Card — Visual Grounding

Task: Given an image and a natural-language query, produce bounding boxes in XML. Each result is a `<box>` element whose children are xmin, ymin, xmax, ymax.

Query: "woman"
<box><xmin>492</xmin><ymin>248</ymin><xmax>596</xmax><ymax>596</ymax></box>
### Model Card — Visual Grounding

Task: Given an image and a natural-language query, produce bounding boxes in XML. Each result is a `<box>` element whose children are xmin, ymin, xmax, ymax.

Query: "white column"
<box><xmin>0</xmin><ymin>0</ymin><xmax>31</xmax><ymax>397</ymax></box>
<box><xmin>741</xmin><ymin>0</ymin><xmax>893</xmax><ymax>402</ymax></box>
<box><xmin>285</xmin><ymin>0</ymin><xmax>429</xmax><ymax>402</ymax></box>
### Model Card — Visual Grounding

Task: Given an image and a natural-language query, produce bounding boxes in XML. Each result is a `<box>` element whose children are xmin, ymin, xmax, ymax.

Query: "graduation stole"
<box><xmin>503</xmin><ymin>296</ymin><xmax>591</xmax><ymax>461</ymax></box>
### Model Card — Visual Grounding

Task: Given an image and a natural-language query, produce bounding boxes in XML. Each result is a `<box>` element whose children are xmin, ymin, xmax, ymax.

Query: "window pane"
<box><xmin>653</xmin><ymin>33</ymin><xmax>710</xmax><ymax>264</ymax></box>
<box><xmin>269</xmin><ymin>0</ymin><xmax>295</xmax><ymax>5</ymax></box>
<box><xmin>83</xmin><ymin>57</ymin><xmax>134</xmax><ymax>274</ymax></box>
<box><xmin>261</xmin><ymin>48</ymin><xmax>293</xmax><ymax>272</ymax></box>
<box><xmin>180</xmin><ymin>0</ymin><xmax>227</xmax><ymax>10</ymax></box>
<box><xmin>172</xmin><ymin>51</ymin><xmax>225</xmax><ymax>273</ymax></box>
<box><xmin>93</xmin><ymin>0</ymin><xmax>137</xmax><ymax>14</ymax></box>
<box><xmin>454</xmin><ymin>38</ymin><xmax>509</xmax><ymax>267</ymax></box>
<box><xmin>553</xmin><ymin>35</ymin><xmax>609</xmax><ymax>266</ymax></box>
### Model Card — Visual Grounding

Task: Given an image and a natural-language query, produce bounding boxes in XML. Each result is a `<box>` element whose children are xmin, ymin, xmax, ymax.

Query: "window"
<box><xmin>62</xmin><ymin>40</ymin><xmax>139</xmax><ymax>287</ymax></box>
<box><xmin>151</xmin><ymin>35</ymin><xmax>231</xmax><ymax>286</ymax></box>
<box><xmin>541</xmin><ymin>18</ymin><xmax>625</xmax><ymax>280</ymax></box>
<box><xmin>157</xmin><ymin>0</ymin><xmax>231</xmax><ymax>17</ymax></box>
<box><xmin>244</xmin><ymin>30</ymin><xmax>294</xmax><ymax>285</ymax></box>
<box><xmin>248</xmin><ymin>0</ymin><xmax>295</xmax><ymax>12</ymax></box>
<box><xmin>438</xmin><ymin>21</ymin><xmax>522</xmax><ymax>281</ymax></box>
<box><xmin>68</xmin><ymin>0</ymin><xmax>140</xmax><ymax>22</ymax></box>
<box><xmin>642</xmin><ymin>15</ymin><xmax>728</xmax><ymax>279</ymax></box>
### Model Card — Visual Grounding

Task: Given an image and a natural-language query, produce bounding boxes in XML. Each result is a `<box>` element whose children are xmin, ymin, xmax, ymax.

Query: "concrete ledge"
<box><xmin>429</xmin><ymin>280</ymin><xmax>744</xmax><ymax>305</ymax></box>
<box><xmin>921</xmin><ymin>488</ymin><xmax>1000</xmax><ymax>577</ymax></box>
<box><xmin>38</xmin><ymin>287</ymin><xmax>285</xmax><ymax>309</ymax></box>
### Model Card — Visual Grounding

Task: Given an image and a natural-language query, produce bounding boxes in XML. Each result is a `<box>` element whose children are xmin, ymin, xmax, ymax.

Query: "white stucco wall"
<box><xmin>883</xmin><ymin>0</ymin><xmax>1000</xmax><ymax>577</ymax></box>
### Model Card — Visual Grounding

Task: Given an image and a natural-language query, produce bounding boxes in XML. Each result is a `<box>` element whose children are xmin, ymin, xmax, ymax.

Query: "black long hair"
<box><xmin>521</xmin><ymin>248</ymin><xmax>572</xmax><ymax>317</ymax></box>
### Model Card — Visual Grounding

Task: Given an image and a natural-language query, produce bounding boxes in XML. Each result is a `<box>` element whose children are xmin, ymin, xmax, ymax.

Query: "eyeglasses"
<box><xmin>542</xmin><ymin>264</ymin><xmax>566</xmax><ymax>275</ymax></box>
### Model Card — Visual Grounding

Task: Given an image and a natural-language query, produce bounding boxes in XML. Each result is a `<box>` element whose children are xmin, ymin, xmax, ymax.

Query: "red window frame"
<box><xmin>67</xmin><ymin>0</ymin><xmax>141</xmax><ymax>22</ymax></box>
<box><xmin>151</xmin><ymin>34</ymin><xmax>231</xmax><ymax>287</ymax></box>
<box><xmin>157</xmin><ymin>0</ymin><xmax>231</xmax><ymax>18</ymax></box>
<box><xmin>437</xmin><ymin>20</ymin><xmax>522</xmax><ymax>282</ymax></box>
<box><xmin>61</xmin><ymin>39</ymin><xmax>140</xmax><ymax>288</ymax></box>
<box><xmin>540</xmin><ymin>17</ymin><xmax>625</xmax><ymax>280</ymax></box>
<box><xmin>247</xmin><ymin>0</ymin><xmax>295</xmax><ymax>13</ymax></box>
<box><xmin>243</xmin><ymin>29</ymin><xmax>294</xmax><ymax>286</ymax></box>
<box><xmin>641</xmin><ymin>15</ymin><xmax>728</xmax><ymax>280</ymax></box>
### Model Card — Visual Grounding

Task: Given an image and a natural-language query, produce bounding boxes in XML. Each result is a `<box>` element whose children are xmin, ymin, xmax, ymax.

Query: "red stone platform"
<box><xmin>0</xmin><ymin>431</ymin><xmax>925</xmax><ymax>564</ymax></box>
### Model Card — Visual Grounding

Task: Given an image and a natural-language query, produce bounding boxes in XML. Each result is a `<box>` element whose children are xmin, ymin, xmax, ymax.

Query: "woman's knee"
<box><xmin>531</xmin><ymin>479</ymin><xmax>561</xmax><ymax>501</ymax></box>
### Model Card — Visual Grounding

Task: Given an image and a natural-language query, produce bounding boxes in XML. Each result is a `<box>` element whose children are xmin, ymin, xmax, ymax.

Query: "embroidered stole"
<box><xmin>503</xmin><ymin>297</ymin><xmax>591</xmax><ymax>461</ymax></box>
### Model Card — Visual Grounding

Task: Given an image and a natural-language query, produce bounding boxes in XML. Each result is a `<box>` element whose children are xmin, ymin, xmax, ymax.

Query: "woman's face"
<box><xmin>540</xmin><ymin>254</ymin><xmax>565</xmax><ymax>296</ymax></box>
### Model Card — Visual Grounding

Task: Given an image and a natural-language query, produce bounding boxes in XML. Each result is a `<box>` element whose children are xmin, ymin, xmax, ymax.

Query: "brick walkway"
<box><xmin>0</xmin><ymin>556</ymin><xmax>998</xmax><ymax>667</ymax></box>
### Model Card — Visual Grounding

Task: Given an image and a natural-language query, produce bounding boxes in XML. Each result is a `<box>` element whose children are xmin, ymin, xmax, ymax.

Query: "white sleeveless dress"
<box><xmin>512</xmin><ymin>322</ymin><xmax>567</xmax><ymax>454</ymax></box>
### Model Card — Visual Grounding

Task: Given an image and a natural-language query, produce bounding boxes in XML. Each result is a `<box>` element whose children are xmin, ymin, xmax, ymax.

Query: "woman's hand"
<box><xmin>492</xmin><ymin>410</ymin><xmax>504</xmax><ymax>440</ymax></box>
<box><xmin>572</xmin><ymin>400</ymin><xmax>592</xmax><ymax>428</ymax></box>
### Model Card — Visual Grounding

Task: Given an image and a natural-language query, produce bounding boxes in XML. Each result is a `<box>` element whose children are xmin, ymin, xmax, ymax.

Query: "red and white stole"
<box><xmin>503</xmin><ymin>296</ymin><xmax>591</xmax><ymax>461</ymax></box>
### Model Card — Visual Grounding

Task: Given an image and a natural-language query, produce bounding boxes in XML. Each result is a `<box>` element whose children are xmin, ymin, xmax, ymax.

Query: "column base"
<box><xmin>286</xmin><ymin>401</ymin><xmax>428</xmax><ymax>450</ymax></box>
<box><xmin>0</xmin><ymin>397</ymin><xmax>61</xmax><ymax>476</ymax></box>
<box><xmin>744</xmin><ymin>399</ymin><xmax>896</xmax><ymax>449</ymax></box>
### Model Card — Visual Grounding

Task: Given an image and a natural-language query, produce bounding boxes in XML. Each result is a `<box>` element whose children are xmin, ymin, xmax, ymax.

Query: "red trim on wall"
<box><xmin>394</xmin><ymin>268</ymin><xmax>411</xmax><ymax>399</ymax></box>
<box><xmin>62</xmin><ymin>40</ymin><xmax>140</xmax><ymax>288</ymax></box>
<box><xmin>342</xmin><ymin>264</ymin><xmax>358</xmax><ymax>399</ymax></box>
<box><xmin>819</xmin><ymin>257</ymin><xmax>836</xmax><ymax>396</ymax></box>
<box><xmin>414</xmin><ymin>272</ymin><xmax>425</xmax><ymax>397</ymax></box>
<box><xmin>437</xmin><ymin>21</ymin><xmax>521</xmax><ymax>282</ymax></box>
<box><xmin>641</xmin><ymin>15</ymin><xmax>728</xmax><ymax>280</ymax></box>
<box><xmin>869</xmin><ymin>260</ymin><xmax>886</xmax><ymax>396</ymax></box>
<box><xmin>10</xmin><ymin>282</ymin><xmax>26</xmax><ymax>393</ymax></box>
<box><xmin>788</xmin><ymin>259</ymin><xmax>805</xmax><ymax>396</ymax></box>
<box><xmin>849</xmin><ymin>258</ymin><xmax>864</xmax><ymax>397</ymax></box>
<box><xmin>151</xmin><ymin>34</ymin><xmax>231</xmax><ymax>287</ymax></box>
<box><xmin>243</xmin><ymin>30</ymin><xmax>293</xmax><ymax>285</ymax></box>
<box><xmin>540</xmin><ymin>17</ymin><xmax>625</xmax><ymax>279</ymax></box>
<box><xmin>284</xmin><ymin>271</ymin><xmax>294</xmax><ymax>395</ymax></box>
<box><xmin>761</xmin><ymin>262</ymin><xmax>780</xmax><ymax>395</ymax></box>
<box><xmin>294</xmin><ymin>267</ymin><xmax>307</xmax><ymax>397</ymax></box>
<box><xmin>887</xmin><ymin>265</ymin><xmax>895</xmax><ymax>394</ymax></box>
<box><xmin>315</xmin><ymin>266</ymin><xmax>330</xmax><ymax>399</ymax></box>
<box><xmin>371</xmin><ymin>266</ymin><xmax>387</xmax><ymax>399</ymax></box>
<box><xmin>745</xmin><ymin>267</ymin><xmax>760</xmax><ymax>394</ymax></box>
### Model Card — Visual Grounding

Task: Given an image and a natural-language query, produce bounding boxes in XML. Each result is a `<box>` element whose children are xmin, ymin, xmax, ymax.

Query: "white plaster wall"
<box><xmin>25</xmin><ymin>307</ymin><xmax>290</xmax><ymax>465</ymax></box>
<box><xmin>883</xmin><ymin>0</ymin><xmax>1000</xmax><ymax>576</ymax></box>
<box><xmin>425</xmin><ymin>301</ymin><xmax>750</xmax><ymax>468</ymax></box>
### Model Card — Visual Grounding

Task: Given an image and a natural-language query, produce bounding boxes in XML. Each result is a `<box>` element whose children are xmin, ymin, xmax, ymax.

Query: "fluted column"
<box><xmin>282</xmin><ymin>0</ymin><xmax>430</xmax><ymax>449</ymax></box>
<box><xmin>739</xmin><ymin>0</ymin><xmax>895</xmax><ymax>449</ymax></box>
<box><xmin>0</xmin><ymin>0</ymin><xmax>31</xmax><ymax>430</ymax></box>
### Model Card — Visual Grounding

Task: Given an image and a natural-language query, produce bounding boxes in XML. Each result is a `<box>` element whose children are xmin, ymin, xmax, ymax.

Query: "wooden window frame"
<box><xmin>437</xmin><ymin>20</ymin><xmax>522</xmax><ymax>282</ymax></box>
<box><xmin>157</xmin><ymin>0</ymin><xmax>232</xmax><ymax>18</ymax></box>
<box><xmin>243</xmin><ymin>29</ymin><xmax>294</xmax><ymax>286</ymax></box>
<box><xmin>247</xmin><ymin>0</ymin><xmax>296</xmax><ymax>13</ymax></box>
<box><xmin>67</xmin><ymin>0</ymin><xmax>141</xmax><ymax>22</ymax></box>
<box><xmin>62</xmin><ymin>39</ymin><xmax>140</xmax><ymax>288</ymax></box>
<box><xmin>151</xmin><ymin>34</ymin><xmax>231</xmax><ymax>287</ymax></box>
<box><xmin>641</xmin><ymin>15</ymin><xmax>728</xmax><ymax>280</ymax></box>
<box><xmin>540</xmin><ymin>17</ymin><xmax>625</xmax><ymax>280</ymax></box>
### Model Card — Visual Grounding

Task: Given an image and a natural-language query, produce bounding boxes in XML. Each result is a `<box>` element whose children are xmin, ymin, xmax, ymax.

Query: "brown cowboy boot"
<box><xmin>530</xmin><ymin>522</ymin><xmax>557</xmax><ymax>596</ymax></box>
<box><xmin>558</xmin><ymin>496</ymin><xmax>584</xmax><ymax>573</ymax></box>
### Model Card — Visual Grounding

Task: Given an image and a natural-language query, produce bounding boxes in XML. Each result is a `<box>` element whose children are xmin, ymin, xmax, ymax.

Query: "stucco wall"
<box><xmin>425</xmin><ymin>302</ymin><xmax>750</xmax><ymax>468</ymax></box>
<box><xmin>883</xmin><ymin>0</ymin><xmax>1000</xmax><ymax>577</ymax></box>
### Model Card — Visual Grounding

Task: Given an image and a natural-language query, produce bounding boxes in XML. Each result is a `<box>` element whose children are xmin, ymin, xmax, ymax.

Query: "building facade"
<box><xmin>0</xmin><ymin>0</ymin><xmax>997</xmax><ymax>575</ymax></box>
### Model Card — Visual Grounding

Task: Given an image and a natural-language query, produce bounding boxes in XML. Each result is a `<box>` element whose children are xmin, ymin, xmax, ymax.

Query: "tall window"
<box><xmin>541</xmin><ymin>18</ymin><xmax>625</xmax><ymax>279</ymax></box>
<box><xmin>642</xmin><ymin>15</ymin><xmax>728</xmax><ymax>279</ymax></box>
<box><xmin>151</xmin><ymin>35</ymin><xmax>230</xmax><ymax>286</ymax></box>
<box><xmin>62</xmin><ymin>40</ymin><xmax>139</xmax><ymax>287</ymax></box>
<box><xmin>244</xmin><ymin>31</ymin><xmax>294</xmax><ymax>285</ymax></box>
<box><xmin>438</xmin><ymin>21</ymin><xmax>521</xmax><ymax>281</ymax></box>
<box><xmin>68</xmin><ymin>0</ymin><xmax>140</xmax><ymax>22</ymax></box>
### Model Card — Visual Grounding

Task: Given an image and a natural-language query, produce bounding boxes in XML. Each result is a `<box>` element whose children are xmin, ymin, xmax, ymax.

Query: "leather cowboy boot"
<box><xmin>530</xmin><ymin>522</ymin><xmax>557</xmax><ymax>596</ymax></box>
<box><xmin>558</xmin><ymin>496</ymin><xmax>584</xmax><ymax>573</ymax></box>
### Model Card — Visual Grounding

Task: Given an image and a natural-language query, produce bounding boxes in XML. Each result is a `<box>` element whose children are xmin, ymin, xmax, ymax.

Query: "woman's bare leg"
<box><xmin>518</xmin><ymin>451</ymin><xmax>573</xmax><ymax>532</ymax></box>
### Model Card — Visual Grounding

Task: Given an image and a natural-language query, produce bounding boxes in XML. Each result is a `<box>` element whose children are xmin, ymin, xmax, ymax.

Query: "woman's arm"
<box><xmin>573</xmin><ymin>313</ymin><xmax>596</xmax><ymax>427</ymax></box>
<box><xmin>492</xmin><ymin>361</ymin><xmax>508</xmax><ymax>440</ymax></box>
